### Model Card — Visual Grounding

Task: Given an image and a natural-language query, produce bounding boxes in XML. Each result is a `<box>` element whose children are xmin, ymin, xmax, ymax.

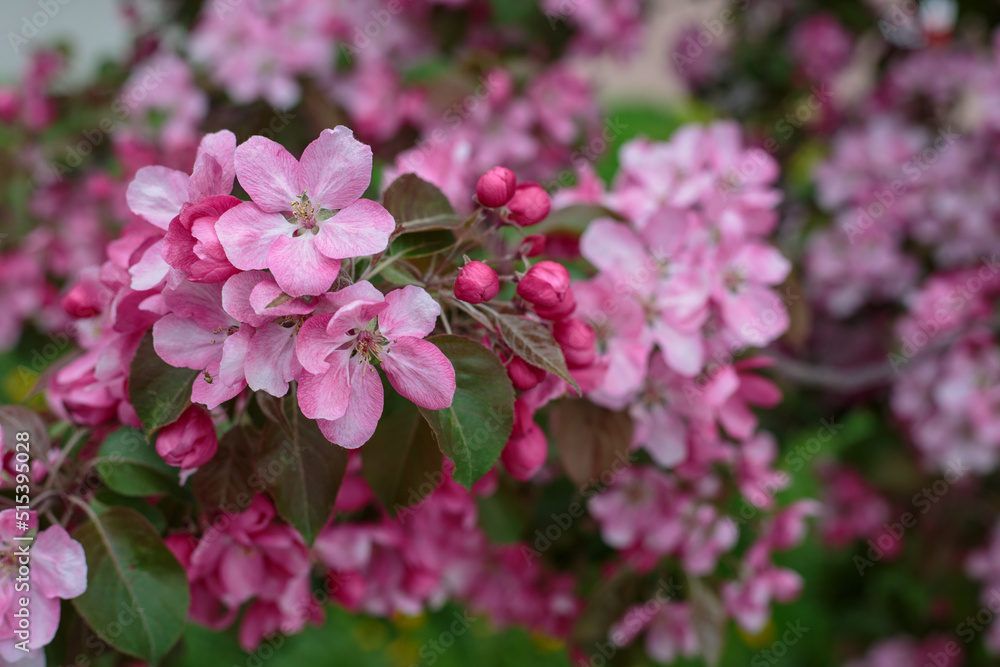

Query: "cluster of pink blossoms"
<box><xmin>51</xmin><ymin>126</ymin><xmax>456</xmax><ymax>451</ymax></box>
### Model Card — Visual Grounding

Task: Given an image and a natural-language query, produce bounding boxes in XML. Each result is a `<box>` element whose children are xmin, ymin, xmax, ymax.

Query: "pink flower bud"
<box><xmin>454</xmin><ymin>261</ymin><xmax>500</xmax><ymax>304</ymax></box>
<box><xmin>553</xmin><ymin>317</ymin><xmax>597</xmax><ymax>369</ymax></box>
<box><xmin>517</xmin><ymin>261</ymin><xmax>570</xmax><ymax>308</ymax></box>
<box><xmin>501</xmin><ymin>399</ymin><xmax>547</xmax><ymax>480</ymax></box>
<box><xmin>534</xmin><ymin>288</ymin><xmax>576</xmax><ymax>320</ymax></box>
<box><xmin>62</xmin><ymin>283</ymin><xmax>101</xmax><ymax>319</ymax></box>
<box><xmin>507</xmin><ymin>356</ymin><xmax>547</xmax><ymax>391</ymax></box>
<box><xmin>0</xmin><ymin>88</ymin><xmax>20</xmax><ymax>123</ymax></box>
<box><xmin>520</xmin><ymin>234</ymin><xmax>547</xmax><ymax>257</ymax></box>
<box><xmin>506</xmin><ymin>183</ymin><xmax>551</xmax><ymax>226</ymax></box>
<box><xmin>476</xmin><ymin>166</ymin><xmax>517</xmax><ymax>208</ymax></box>
<box><xmin>155</xmin><ymin>405</ymin><xmax>218</xmax><ymax>471</ymax></box>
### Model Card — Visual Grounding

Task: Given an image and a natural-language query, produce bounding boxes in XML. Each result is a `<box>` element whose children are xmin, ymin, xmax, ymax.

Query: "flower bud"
<box><xmin>62</xmin><ymin>283</ymin><xmax>101</xmax><ymax>319</ymax></box>
<box><xmin>501</xmin><ymin>399</ymin><xmax>547</xmax><ymax>480</ymax></box>
<box><xmin>155</xmin><ymin>405</ymin><xmax>218</xmax><ymax>471</ymax></box>
<box><xmin>506</xmin><ymin>183</ymin><xmax>551</xmax><ymax>226</ymax></box>
<box><xmin>454</xmin><ymin>261</ymin><xmax>500</xmax><ymax>304</ymax></box>
<box><xmin>520</xmin><ymin>234</ymin><xmax>546</xmax><ymax>257</ymax></box>
<box><xmin>517</xmin><ymin>261</ymin><xmax>570</xmax><ymax>308</ymax></box>
<box><xmin>476</xmin><ymin>166</ymin><xmax>517</xmax><ymax>208</ymax></box>
<box><xmin>553</xmin><ymin>317</ymin><xmax>597</xmax><ymax>369</ymax></box>
<box><xmin>534</xmin><ymin>288</ymin><xmax>575</xmax><ymax>320</ymax></box>
<box><xmin>507</xmin><ymin>355</ymin><xmax>547</xmax><ymax>391</ymax></box>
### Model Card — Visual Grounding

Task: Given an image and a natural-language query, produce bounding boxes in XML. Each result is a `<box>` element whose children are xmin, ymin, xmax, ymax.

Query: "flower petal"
<box><xmin>216</xmin><ymin>202</ymin><xmax>292</xmax><ymax>270</ymax></box>
<box><xmin>152</xmin><ymin>314</ymin><xmax>221</xmax><ymax>370</ymax></box>
<box><xmin>127</xmin><ymin>166</ymin><xmax>189</xmax><ymax>229</ymax></box>
<box><xmin>298</xmin><ymin>126</ymin><xmax>373</xmax><ymax>210</ymax></box>
<box><xmin>222</xmin><ymin>270</ymin><xmax>273</xmax><ymax>327</ymax></box>
<box><xmin>313</xmin><ymin>199</ymin><xmax>395</xmax><ymax>260</ymax></box>
<box><xmin>316</xmin><ymin>363</ymin><xmax>384</xmax><ymax>449</ymax></box>
<box><xmin>245</xmin><ymin>322</ymin><xmax>300</xmax><ymax>397</ymax></box>
<box><xmin>379</xmin><ymin>285</ymin><xmax>440</xmax><ymax>339</ymax></box>
<box><xmin>297</xmin><ymin>357</ymin><xmax>351</xmax><ymax>422</ymax></box>
<box><xmin>196</xmin><ymin>129</ymin><xmax>237</xmax><ymax>193</ymax></box>
<box><xmin>267</xmin><ymin>233</ymin><xmax>342</xmax><ymax>297</ymax></box>
<box><xmin>295</xmin><ymin>314</ymin><xmax>337</xmax><ymax>374</ymax></box>
<box><xmin>235</xmin><ymin>135</ymin><xmax>301</xmax><ymax>213</ymax></box>
<box><xmin>32</xmin><ymin>524</ymin><xmax>87</xmax><ymax>600</ymax></box>
<box><xmin>382</xmin><ymin>336</ymin><xmax>455</xmax><ymax>410</ymax></box>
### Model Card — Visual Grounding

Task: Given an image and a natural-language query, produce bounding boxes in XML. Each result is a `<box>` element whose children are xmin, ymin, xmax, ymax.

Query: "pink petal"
<box><xmin>187</xmin><ymin>153</ymin><xmax>224</xmax><ymax>202</ymax></box>
<box><xmin>219</xmin><ymin>326</ymin><xmax>252</xmax><ymax>386</ymax></box>
<box><xmin>249</xmin><ymin>279</ymin><xmax>315</xmax><ymax>318</ymax></box>
<box><xmin>295</xmin><ymin>314</ymin><xmax>337</xmax><ymax>374</ymax></box>
<box><xmin>382</xmin><ymin>337</ymin><xmax>455</xmax><ymax>410</ymax></box>
<box><xmin>127</xmin><ymin>166</ymin><xmax>189</xmax><ymax>229</ymax></box>
<box><xmin>215</xmin><ymin>202</ymin><xmax>292</xmax><ymax>270</ymax></box>
<box><xmin>191</xmin><ymin>360</ymin><xmax>245</xmax><ymax>409</ymax></box>
<box><xmin>313</xmin><ymin>199</ymin><xmax>395</xmax><ymax>260</ymax></box>
<box><xmin>298</xmin><ymin>126</ymin><xmax>373</xmax><ymax>210</ymax></box>
<box><xmin>245</xmin><ymin>322</ymin><xmax>300</xmax><ymax>397</ymax></box>
<box><xmin>579</xmin><ymin>219</ymin><xmax>648</xmax><ymax>278</ymax></box>
<box><xmin>152</xmin><ymin>314</ymin><xmax>222</xmax><ymax>370</ymax></box>
<box><xmin>129</xmin><ymin>239</ymin><xmax>170</xmax><ymax>291</ymax></box>
<box><xmin>267</xmin><ymin>234</ymin><xmax>342</xmax><ymax>297</ymax></box>
<box><xmin>235</xmin><ymin>135</ymin><xmax>301</xmax><ymax>213</ymax></box>
<box><xmin>222</xmin><ymin>270</ymin><xmax>273</xmax><ymax>327</ymax></box>
<box><xmin>31</xmin><ymin>524</ymin><xmax>87</xmax><ymax>600</ymax></box>
<box><xmin>651</xmin><ymin>323</ymin><xmax>703</xmax><ymax>377</ymax></box>
<box><xmin>196</xmin><ymin>129</ymin><xmax>237</xmax><ymax>193</ymax></box>
<box><xmin>316</xmin><ymin>363</ymin><xmax>384</xmax><ymax>449</ymax></box>
<box><xmin>379</xmin><ymin>285</ymin><xmax>440</xmax><ymax>339</ymax></box>
<box><xmin>297</xmin><ymin>356</ymin><xmax>352</xmax><ymax>421</ymax></box>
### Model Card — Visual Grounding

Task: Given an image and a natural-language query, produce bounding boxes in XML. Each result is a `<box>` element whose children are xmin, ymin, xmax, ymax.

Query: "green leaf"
<box><xmin>417</xmin><ymin>335</ymin><xmax>515</xmax><ymax>488</ymax></box>
<box><xmin>388</xmin><ymin>229</ymin><xmax>455</xmax><ymax>258</ymax></box>
<box><xmin>91</xmin><ymin>489</ymin><xmax>168</xmax><ymax>533</ymax></box>
<box><xmin>128</xmin><ymin>331</ymin><xmax>198</xmax><ymax>436</ymax></box>
<box><xmin>551</xmin><ymin>399</ymin><xmax>633</xmax><ymax>486</ymax></box>
<box><xmin>382</xmin><ymin>173</ymin><xmax>461</xmax><ymax>231</ymax></box>
<box><xmin>492</xmin><ymin>313</ymin><xmax>579</xmax><ymax>392</ymax></box>
<box><xmin>361</xmin><ymin>378</ymin><xmax>443</xmax><ymax>515</ymax></box>
<box><xmin>72</xmin><ymin>507</ymin><xmax>190</xmax><ymax>665</ymax></box>
<box><xmin>259</xmin><ymin>390</ymin><xmax>349</xmax><ymax>544</ymax></box>
<box><xmin>377</xmin><ymin>262</ymin><xmax>425</xmax><ymax>287</ymax></box>
<box><xmin>94</xmin><ymin>427</ymin><xmax>186</xmax><ymax>499</ymax></box>
<box><xmin>191</xmin><ymin>425</ymin><xmax>260</xmax><ymax>513</ymax></box>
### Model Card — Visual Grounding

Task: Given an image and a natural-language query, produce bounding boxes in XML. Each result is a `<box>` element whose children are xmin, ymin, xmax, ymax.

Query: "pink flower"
<box><xmin>454</xmin><ymin>261</ymin><xmax>500</xmax><ymax>304</ymax></box>
<box><xmin>152</xmin><ymin>281</ymin><xmax>251</xmax><ymax>409</ymax></box>
<box><xmin>156</xmin><ymin>405</ymin><xmax>219</xmax><ymax>473</ymax></box>
<box><xmin>295</xmin><ymin>282</ymin><xmax>455</xmax><ymax>448</ymax></box>
<box><xmin>163</xmin><ymin>195</ymin><xmax>243</xmax><ymax>283</ymax></box>
<box><xmin>216</xmin><ymin>127</ymin><xmax>395</xmax><ymax>297</ymax></box>
<box><xmin>552</xmin><ymin>317</ymin><xmax>597</xmax><ymax>369</ymax></box>
<box><xmin>476</xmin><ymin>166</ymin><xmax>517</xmax><ymax>208</ymax></box>
<box><xmin>0</xmin><ymin>511</ymin><xmax>87</xmax><ymax>662</ymax></box>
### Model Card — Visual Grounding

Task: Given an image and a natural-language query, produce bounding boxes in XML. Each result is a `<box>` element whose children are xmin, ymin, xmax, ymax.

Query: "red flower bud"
<box><xmin>520</xmin><ymin>234</ymin><xmax>546</xmax><ymax>257</ymax></box>
<box><xmin>506</xmin><ymin>183</ymin><xmax>551</xmax><ymax>226</ymax></box>
<box><xmin>517</xmin><ymin>261</ymin><xmax>570</xmax><ymax>308</ymax></box>
<box><xmin>507</xmin><ymin>355</ymin><xmax>547</xmax><ymax>391</ymax></box>
<box><xmin>553</xmin><ymin>317</ymin><xmax>597</xmax><ymax>369</ymax></box>
<box><xmin>501</xmin><ymin>399</ymin><xmax>547</xmax><ymax>480</ymax></box>
<box><xmin>454</xmin><ymin>261</ymin><xmax>500</xmax><ymax>304</ymax></box>
<box><xmin>155</xmin><ymin>405</ymin><xmax>218</xmax><ymax>471</ymax></box>
<box><xmin>476</xmin><ymin>166</ymin><xmax>517</xmax><ymax>208</ymax></box>
<box><xmin>61</xmin><ymin>283</ymin><xmax>101</xmax><ymax>319</ymax></box>
<box><xmin>534</xmin><ymin>288</ymin><xmax>576</xmax><ymax>320</ymax></box>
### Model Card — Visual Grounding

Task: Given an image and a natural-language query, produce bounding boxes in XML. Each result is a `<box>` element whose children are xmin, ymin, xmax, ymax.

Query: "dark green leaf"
<box><xmin>72</xmin><ymin>507</ymin><xmax>190</xmax><ymax>665</ymax></box>
<box><xmin>94</xmin><ymin>427</ymin><xmax>186</xmax><ymax>498</ymax></box>
<box><xmin>492</xmin><ymin>313</ymin><xmax>579</xmax><ymax>391</ymax></box>
<box><xmin>551</xmin><ymin>399</ymin><xmax>633</xmax><ymax>486</ymax></box>
<box><xmin>361</xmin><ymin>379</ymin><xmax>443</xmax><ymax>515</ymax></box>
<box><xmin>191</xmin><ymin>425</ymin><xmax>260</xmax><ymax>513</ymax></box>
<box><xmin>418</xmin><ymin>335</ymin><xmax>515</xmax><ymax>488</ymax></box>
<box><xmin>382</xmin><ymin>173</ymin><xmax>461</xmax><ymax>231</ymax></box>
<box><xmin>389</xmin><ymin>229</ymin><xmax>455</xmax><ymax>258</ymax></box>
<box><xmin>259</xmin><ymin>391</ymin><xmax>349</xmax><ymax>544</ymax></box>
<box><xmin>92</xmin><ymin>489</ymin><xmax>168</xmax><ymax>534</ymax></box>
<box><xmin>128</xmin><ymin>331</ymin><xmax>198</xmax><ymax>436</ymax></box>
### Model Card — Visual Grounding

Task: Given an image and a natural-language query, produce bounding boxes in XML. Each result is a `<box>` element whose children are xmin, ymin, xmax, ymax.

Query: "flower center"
<box><xmin>290</xmin><ymin>193</ymin><xmax>319</xmax><ymax>231</ymax></box>
<box><xmin>350</xmin><ymin>325</ymin><xmax>388</xmax><ymax>373</ymax></box>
